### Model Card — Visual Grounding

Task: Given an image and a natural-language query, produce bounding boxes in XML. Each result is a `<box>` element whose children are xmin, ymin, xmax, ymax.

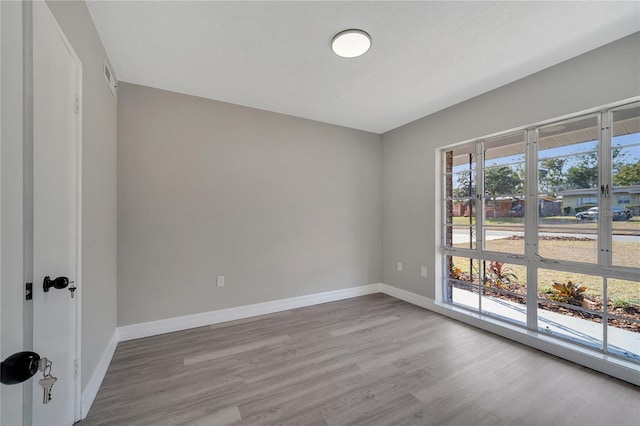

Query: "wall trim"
<box><xmin>117</xmin><ymin>284</ymin><xmax>382</xmax><ymax>342</ymax></box>
<box><xmin>378</xmin><ymin>284</ymin><xmax>639</xmax><ymax>386</ymax></box>
<box><xmin>379</xmin><ymin>283</ymin><xmax>433</xmax><ymax>310</ymax></box>
<box><xmin>81</xmin><ymin>329</ymin><xmax>118</xmax><ymax>419</ymax></box>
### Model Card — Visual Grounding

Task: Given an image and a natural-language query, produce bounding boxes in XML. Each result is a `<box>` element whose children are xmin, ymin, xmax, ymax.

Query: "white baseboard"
<box><xmin>379</xmin><ymin>283</ymin><xmax>434</xmax><ymax>310</ymax></box>
<box><xmin>81</xmin><ymin>329</ymin><xmax>118</xmax><ymax>419</ymax></box>
<box><xmin>118</xmin><ymin>283</ymin><xmax>382</xmax><ymax>342</ymax></box>
<box><xmin>378</xmin><ymin>283</ymin><xmax>640</xmax><ymax>386</ymax></box>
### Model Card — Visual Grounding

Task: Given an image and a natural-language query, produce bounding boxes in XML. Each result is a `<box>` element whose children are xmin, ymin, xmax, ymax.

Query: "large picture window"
<box><xmin>442</xmin><ymin>102</ymin><xmax>640</xmax><ymax>364</ymax></box>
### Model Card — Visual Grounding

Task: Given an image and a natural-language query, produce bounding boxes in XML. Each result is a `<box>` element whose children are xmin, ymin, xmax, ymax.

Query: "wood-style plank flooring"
<box><xmin>82</xmin><ymin>294</ymin><xmax>639</xmax><ymax>425</ymax></box>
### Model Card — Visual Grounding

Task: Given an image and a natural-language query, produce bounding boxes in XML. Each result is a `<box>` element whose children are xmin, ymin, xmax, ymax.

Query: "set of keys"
<box><xmin>37</xmin><ymin>358</ymin><xmax>57</xmax><ymax>404</ymax></box>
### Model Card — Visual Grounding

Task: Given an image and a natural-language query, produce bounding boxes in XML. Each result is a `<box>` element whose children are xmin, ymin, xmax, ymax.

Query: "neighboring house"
<box><xmin>452</xmin><ymin>202</ymin><xmax>474</xmax><ymax>217</ymax></box>
<box><xmin>538</xmin><ymin>195</ymin><xmax>563</xmax><ymax>216</ymax></box>
<box><xmin>559</xmin><ymin>185</ymin><xmax>640</xmax><ymax>214</ymax></box>
<box><xmin>485</xmin><ymin>198</ymin><xmax>518</xmax><ymax>218</ymax></box>
<box><xmin>452</xmin><ymin>195</ymin><xmax>561</xmax><ymax>218</ymax></box>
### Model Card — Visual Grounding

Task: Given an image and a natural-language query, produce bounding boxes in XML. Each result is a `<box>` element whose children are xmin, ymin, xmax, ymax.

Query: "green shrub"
<box><xmin>611</xmin><ymin>297</ymin><xmax>631</xmax><ymax>309</ymax></box>
<box><xmin>484</xmin><ymin>261</ymin><xmax>518</xmax><ymax>289</ymax></box>
<box><xmin>551</xmin><ymin>280</ymin><xmax>586</xmax><ymax>305</ymax></box>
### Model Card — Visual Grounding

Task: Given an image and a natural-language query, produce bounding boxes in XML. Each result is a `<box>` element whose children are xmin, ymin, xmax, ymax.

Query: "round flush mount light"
<box><xmin>331</xmin><ymin>29</ymin><xmax>371</xmax><ymax>58</ymax></box>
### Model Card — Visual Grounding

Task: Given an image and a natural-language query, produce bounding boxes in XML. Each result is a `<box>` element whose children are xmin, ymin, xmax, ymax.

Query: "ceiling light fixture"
<box><xmin>331</xmin><ymin>29</ymin><xmax>371</xmax><ymax>58</ymax></box>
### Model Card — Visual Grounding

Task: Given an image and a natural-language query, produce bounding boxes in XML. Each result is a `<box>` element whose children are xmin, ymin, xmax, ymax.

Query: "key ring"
<box><xmin>43</xmin><ymin>360</ymin><xmax>52</xmax><ymax>377</ymax></box>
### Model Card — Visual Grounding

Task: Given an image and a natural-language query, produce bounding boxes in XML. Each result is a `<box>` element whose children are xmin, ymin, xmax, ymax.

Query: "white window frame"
<box><xmin>439</xmin><ymin>100</ymin><xmax>640</xmax><ymax>368</ymax></box>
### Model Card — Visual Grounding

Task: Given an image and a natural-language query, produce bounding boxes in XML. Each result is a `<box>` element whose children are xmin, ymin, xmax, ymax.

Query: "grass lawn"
<box><xmin>449</xmin><ymin>214</ymin><xmax>639</xmax><ymax>303</ymax></box>
<box><xmin>482</xmin><ymin>238</ymin><xmax>640</xmax><ymax>269</ymax></box>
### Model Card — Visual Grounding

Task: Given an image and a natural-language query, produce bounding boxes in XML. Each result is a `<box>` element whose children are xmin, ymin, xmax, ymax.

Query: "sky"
<box><xmin>453</xmin><ymin>132</ymin><xmax>639</xmax><ymax>175</ymax></box>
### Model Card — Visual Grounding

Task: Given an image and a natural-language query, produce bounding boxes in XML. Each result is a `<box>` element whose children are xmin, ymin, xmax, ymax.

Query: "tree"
<box><xmin>613</xmin><ymin>160</ymin><xmax>640</xmax><ymax>186</ymax></box>
<box><xmin>566</xmin><ymin>153</ymin><xmax>598</xmax><ymax>189</ymax></box>
<box><xmin>453</xmin><ymin>171</ymin><xmax>475</xmax><ymax>198</ymax></box>
<box><xmin>453</xmin><ymin>171</ymin><xmax>476</xmax><ymax>218</ymax></box>
<box><xmin>484</xmin><ymin>166</ymin><xmax>523</xmax><ymax>198</ymax></box>
<box><xmin>564</xmin><ymin>149</ymin><xmax>629</xmax><ymax>189</ymax></box>
<box><xmin>539</xmin><ymin>158</ymin><xmax>566</xmax><ymax>193</ymax></box>
<box><xmin>484</xmin><ymin>166</ymin><xmax>523</xmax><ymax>218</ymax></box>
<box><xmin>611</xmin><ymin>148</ymin><xmax>627</xmax><ymax>173</ymax></box>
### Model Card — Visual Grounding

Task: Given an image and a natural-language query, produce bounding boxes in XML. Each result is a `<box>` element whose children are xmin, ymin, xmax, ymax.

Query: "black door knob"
<box><xmin>1</xmin><ymin>351</ymin><xmax>41</xmax><ymax>385</ymax></box>
<box><xmin>43</xmin><ymin>276</ymin><xmax>69</xmax><ymax>292</ymax></box>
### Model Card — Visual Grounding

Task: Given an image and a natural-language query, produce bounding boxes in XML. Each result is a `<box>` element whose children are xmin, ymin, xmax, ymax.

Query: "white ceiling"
<box><xmin>86</xmin><ymin>1</ymin><xmax>640</xmax><ymax>134</ymax></box>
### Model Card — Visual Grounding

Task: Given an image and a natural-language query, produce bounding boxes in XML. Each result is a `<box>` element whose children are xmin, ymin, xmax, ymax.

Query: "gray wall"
<box><xmin>46</xmin><ymin>1</ymin><xmax>118</xmax><ymax>391</ymax></box>
<box><xmin>381</xmin><ymin>33</ymin><xmax>640</xmax><ymax>299</ymax></box>
<box><xmin>117</xmin><ymin>83</ymin><xmax>382</xmax><ymax>326</ymax></box>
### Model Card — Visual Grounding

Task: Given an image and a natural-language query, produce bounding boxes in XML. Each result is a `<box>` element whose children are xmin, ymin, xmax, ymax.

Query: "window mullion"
<box><xmin>599</xmin><ymin>111</ymin><xmax>613</xmax><ymax>267</ymax></box>
<box><xmin>599</xmin><ymin>111</ymin><xmax>613</xmax><ymax>354</ymax></box>
<box><xmin>476</xmin><ymin>141</ymin><xmax>484</xmax><ymax>309</ymax></box>
<box><xmin>476</xmin><ymin>141</ymin><xmax>484</xmax><ymax>252</ymax></box>
<box><xmin>525</xmin><ymin>129</ymin><xmax>539</xmax><ymax>331</ymax></box>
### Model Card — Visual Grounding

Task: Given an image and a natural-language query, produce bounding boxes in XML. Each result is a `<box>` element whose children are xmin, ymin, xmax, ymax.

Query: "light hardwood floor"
<box><xmin>82</xmin><ymin>294</ymin><xmax>639</xmax><ymax>425</ymax></box>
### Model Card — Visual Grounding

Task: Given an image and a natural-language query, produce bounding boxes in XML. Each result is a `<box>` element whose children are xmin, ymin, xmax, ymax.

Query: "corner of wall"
<box><xmin>80</xmin><ymin>329</ymin><xmax>118</xmax><ymax>419</ymax></box>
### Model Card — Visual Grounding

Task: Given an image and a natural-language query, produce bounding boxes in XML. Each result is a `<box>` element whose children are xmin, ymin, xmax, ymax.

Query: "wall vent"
<box><xmin>103</xmin><ymin>60</ymin><xmax>117</xmax><ymax>96</ymax></box>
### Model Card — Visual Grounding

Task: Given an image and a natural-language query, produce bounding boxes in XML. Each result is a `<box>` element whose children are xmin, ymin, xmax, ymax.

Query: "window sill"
<box><xmin>431</xmin><ymin>299</ymin><xmax>640</xmax><ymax>385</ymax></box>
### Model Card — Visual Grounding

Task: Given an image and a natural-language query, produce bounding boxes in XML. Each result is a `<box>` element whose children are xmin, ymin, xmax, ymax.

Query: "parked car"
<box><xmin>575</xmin><ymin>206</ymin><xmax>632</xmax><ymax>221</ymax></box>
<box><xmin>510</xmin><ymin>204</ymin><xmax>524</xmax><ymax>217</ymax></box>
<box><xmin>576</xmin><ymin>207</ymin><xmax>598</xmax><ymax>220</ymax></box>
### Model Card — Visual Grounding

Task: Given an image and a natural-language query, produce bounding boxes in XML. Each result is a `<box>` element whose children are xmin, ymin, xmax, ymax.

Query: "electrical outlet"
<box><xmin>421</xmin><ymin>266</ymin><xmax>428</xmax><ymax>277</ymax></box>
<box><xmin>397</xmin><ymin>262</ymin><xmax>403</xmax><ymax>272</ymax></box>
<box><xmin>216</xmin><ymin>275</ymin><xmax>225</xmax><ymax>287</ymax></box>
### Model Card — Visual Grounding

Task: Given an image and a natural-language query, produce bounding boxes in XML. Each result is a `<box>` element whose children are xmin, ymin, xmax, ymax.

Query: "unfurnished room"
<box><xmin>1</xmin><ymin>1</ymin><xmax>639</xmax><ymax>425</ymax></box>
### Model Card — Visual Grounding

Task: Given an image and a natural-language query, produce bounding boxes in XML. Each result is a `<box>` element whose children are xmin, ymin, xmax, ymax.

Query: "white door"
<box><xmin>32</xmin><ymin>2</ymin><xmax>81</xmax><ymax>424</ymax></box>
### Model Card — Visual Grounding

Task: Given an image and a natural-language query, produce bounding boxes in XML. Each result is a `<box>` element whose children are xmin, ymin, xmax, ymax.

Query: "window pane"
<box><xmin>448</xmin><ymin>225</ymin><xmax>476</xmax><ymax>249</ymax></box>
<box><xmin>611</xmin><ymin>106</ymin><xmax>640</xmax><ymax>269</ymax></box>
<box><xmin>480</xmin><ymin>261</ymin><xmax>527</xmax><ymax>326</ymax></box>
<box><xmin>538</xmin><ymin>269</ymin><xmax>603</xmax><ymax>309</ymax></box>
<box><xmin>537</xmin><ymin>269</ymin><xmax>603</xmax><ymax>350</ymax></box>
<box><xmin>451</xmin><ymin>199</ymin><xmax>476</xmax><ymax>223</ymax></box>
<box><xmin>445</xmin><ymin>144</ymin><xmax>477</xmax><ymax>250</ymax></box>
<box><xmin>446</xmin><ymin>142</ymin><xmax>476</xmax><ymax>194</ymax></box>
<box><xmin>538</xmin><ymin>115</ymin><xmax>599</xmax><ymax>264</ymax></box>
<box><xmin>482</xmin><ymin>132</ymin><xmax>526</xmax><ymax>254</ymax></box>
<box><xmin>483</xmin><ymin>227</ymin><xmax>524</xmax><ymax>254</ymax></box>
<box><xmin>607</xmin><ymin>278</ymin><xmax>640</xmax><ymax>361</ymax></box>
<box><xmin>539</xmin><ymin>303</ymin><xmax>603</xmax><ymax>350</ymax></box>
<box><xmin>448</xmin><ymin>257</ymin><xmax>480</xmax><ymax>310</ymax></box>
<box><xmin>451</xmin><ymin>171</ymin><xmax>476</xmax><ymax>197</ymax></box>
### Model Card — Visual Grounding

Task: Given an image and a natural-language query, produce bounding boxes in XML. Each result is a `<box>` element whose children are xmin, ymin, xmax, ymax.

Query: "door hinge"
<box><xmin>25</xmin><ymin>282</ymin><xmax>33</xmax><ymax>300</ymax></box>
<box><xmin>74</xmin><ymin>359</ymin><xmax>79</xmax><ymax>379</ymax></box>
<box><xmin>74</xmin><ymin>94</ymin><xmax>80</xmax><ymax>114</ymax></box>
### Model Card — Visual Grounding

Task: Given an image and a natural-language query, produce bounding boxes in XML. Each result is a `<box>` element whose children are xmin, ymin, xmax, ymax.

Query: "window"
<box><xmin>618</xmin><ymin>195</ymin><xmax>631</xmax><ymax>205</ymax></box>
<box><xmin>579</xmin><ymin>196</ymin><xmax>598</xmax><ymax>206</ymax></box>
<box><xmin>483</xmin><ymin>132</ymin><xmax>526</xmax><ymax>255</ymax></box>
<box><xmin>442</xmin><ymin>102</ymin><xmax>640</xmax><ymax>364</ymax></box>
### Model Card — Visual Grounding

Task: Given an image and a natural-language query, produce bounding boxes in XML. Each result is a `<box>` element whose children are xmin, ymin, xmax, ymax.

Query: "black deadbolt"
<box><xmin>43</xmin><ymin>276</ymin><xmax>69</xmax><ymax>292</ymax></box>
<box><xmin>1</xmin><ymin>351</ymin><xmax>41</xmax><ymax>385</ymax></box>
